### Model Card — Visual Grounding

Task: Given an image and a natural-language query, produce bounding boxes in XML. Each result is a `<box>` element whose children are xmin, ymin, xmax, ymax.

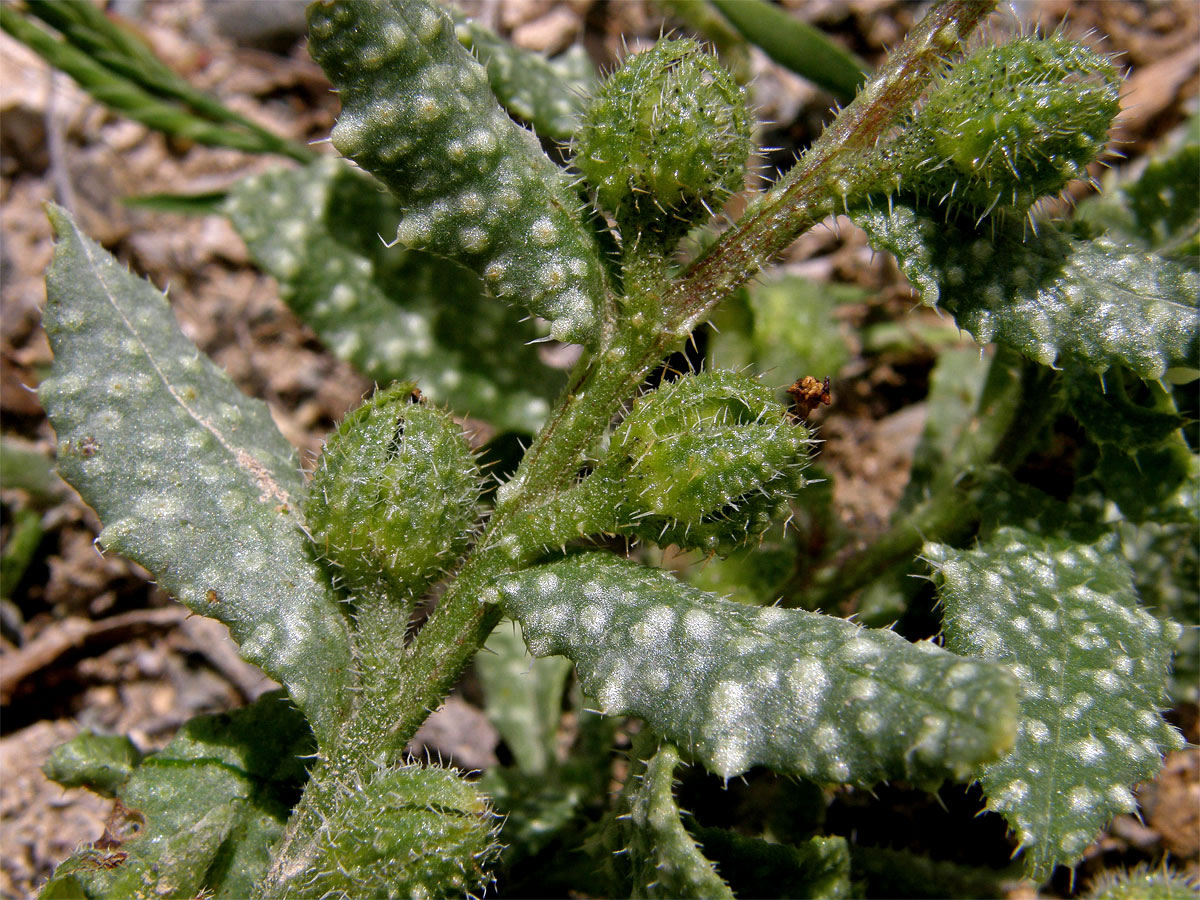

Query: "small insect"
<box><xmin>786</xmin><ymin>376</ymin><xmax>832</xmax><ymax>420</ymax></box>
<box><xmin>388</xmin><ymin>386</ymin><xmax>423</xmax><ymax>456</ymax></box>
<box><xmin>94</xmin><ymin>800</ymin><xmax>143</xmax><ymax>850</ymax></box>
<box><xmin>86</xmin><ymin>849</ymin><xmax>128</xmax><ymax>870</ymax></box>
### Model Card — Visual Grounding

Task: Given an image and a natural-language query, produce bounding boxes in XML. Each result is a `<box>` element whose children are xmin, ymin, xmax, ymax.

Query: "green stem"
<box><xmin>256</xmin><ymin>757</ymin><xmax>344</xmax><ymax>898</ymax></box>
<box><xmin>801</xmin><ymin>346</ymin><xmax>1062</xmax><ymax>609</ymax></box>
<box><xmin>662</xmin><ymin>0</ymin><xmax>996</xmax><ymax>338</ymax></box>
<box><xmin>366</xmin><ymin>327</ymin><xmax>673</xmax><ymax>755</ymax></box>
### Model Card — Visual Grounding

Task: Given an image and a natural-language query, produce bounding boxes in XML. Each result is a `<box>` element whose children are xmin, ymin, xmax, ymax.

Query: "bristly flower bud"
<box><xmin>572</xmin><ymin>38</ymin><xmax>752</xmax><ymax>241</ymax></box>
<box><xmin>305</xmin><ymin>382</ymin><xmax>481</xmax><ymax>599</ymax></box>
<box><xmin>887</xmin><ymin>34</ymin><xmax>1120</xmax><ymax>217</ymax></box>
<box><xmin>594</xmin><ymin>370</ymin><xmax>812</xmax><ymax>554</ymax></box>
<box><xmin>300</xmin><ymin>763</ymin><xmax>500</xmax><ymax>899</ymax></box>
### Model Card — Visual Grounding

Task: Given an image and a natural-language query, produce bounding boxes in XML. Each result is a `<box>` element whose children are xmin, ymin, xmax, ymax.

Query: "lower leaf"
<box><xmin>930</xmin><ymin>528</ymin><xmax>1184</xmax><ymax>882</ymax></box>
<box><xmin>618</xmin><ymin>739</ymin><xmax>734</xmax><ymax>900</ymax></box>
<box><xmin>39</xmin><ymin>206</ymin><xmax>354</xmax><ymax>749</ymax></box>
<box><xmin>225</xmin><ymin>159</ymin><xmax>560</xmax><ymax>433</ymax></box>
<box><xmin>489</xmin><ymin>553</ymin><xmax>1018</xmax><ymax>786</ymax></box>
<box><xmin>41</xmin><ymin>693</ymin><xmax>314</xmax><ymax>900</ymax></box>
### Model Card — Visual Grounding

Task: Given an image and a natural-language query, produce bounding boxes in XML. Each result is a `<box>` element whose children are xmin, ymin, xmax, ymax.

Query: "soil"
<box><xmin>1</xmin><ymin>2</ymin><xmax>1196</xmax><ymax>898</ymax></box>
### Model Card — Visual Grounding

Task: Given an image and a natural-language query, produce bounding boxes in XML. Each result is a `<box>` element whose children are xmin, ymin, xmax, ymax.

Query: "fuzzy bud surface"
<box><xmin>891</xmin><ymin>34</ymin><xmax>1119</xmax><ymax>215</ymax></box>
<box><xmin>305</xmin><ymin>382</ymin><xmax>480</xmax><ymax>598</ymax></box>
<box><xmin>573</xmin><ymin>39</ymin><xmax>752</xmax><ymax>235</ymax></box>
<box><xmin>598</xmin><ymin>371</ymin><xmax>811</xmax><ymax>553</ymax></box>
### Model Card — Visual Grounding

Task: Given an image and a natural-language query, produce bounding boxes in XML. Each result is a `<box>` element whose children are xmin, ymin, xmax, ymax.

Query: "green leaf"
<box><xmin>963</xmin><ymin>466</ymin><xmax>1100</xmax><ymax>543</ymax></box>
<box><xmin>930</xmin><ymin>527</ymin><xmax>1185</xmax><ymax>882</ymax></box>
<box><xmin>37</xmin><ymin>874</ymin><xmax>88</xmax><ymax>900</ymax></box>
<box><xmin>1076</xmin><ymin>137</ymin><xmax>1200</xmax><ymax>267</ymax></box>
<box><xmin>307</xmin><ymin>0</ymin><xmax>608</xmax><ymax>344</ymax></box>
<box><xmin>454</xmin><ymin>16</ymin><xmax>595</xmax><ymax>142</ymax></box>
<box><xmin>1116</xmin><ymin>517</ymin><xmax>1199</xmax><ymax>704</ymax></box>
<box><xmin>0</xmin><ymin>4</ymin><xmax>311</xmax><ymax>162</ymax></box>
<box><xmin>43</xmin><ymin>733</ymin><xmax>142</xmax><ymax>798</ymax></box>
<box><xmin>478</xmin><ymin>620</ymin><xmax>572</xmax><ymax>776</ymax></box>
<box><xmin>123</xmin><ymin>191</ymin><xmax>228</xmax><ymax>215</ymax></box>
<box><xmin>1065</xmin><ymin>365</ymin><xmax>1188</xmax><ymax>450</ymax></box>
<box><xmin>850</xmin><ymin>200</ymin><xmax>1199</xmax><ymax>378</ymax></box>
<box><xmin>1065</xmin><ymin>362</ymin><xmax>1198</xmax><ymax>527</ymax></box>
<box><xmin>619</xmin><ymin>740</ymin><xmax>735</xmax><ymax>899</ymax></box>
<box><xmin>38</xmin><ymin>206</ymin><xmax>353</xmax><ymax>748</ymax></box>
<box><xmin>42</xmin><ymin>693</ymin><xmax>314</xmax><ymax>900</ymax></box>
<box><xmin>489</xmin><ymin>553</ymin><xmax>1018</xmax><ymax>785</ymax></box>
<box><xmin>1</xmin><ymin>506</ymin><xmax>43</xmax><ymax>601</ymax></box>
<box><xmin>225</xmin><ymin>158</ymin><xmax>560</xmax><ymax>432</ymax></box>
<box><xmin>1080</xmin><ymin>439</ymin><xmax>1198</xmax><ymax>526</ymax></box>
<box><xmin>708</xmin><ymin>0</ymin><xmax>868</xmax><ymax>102</ymax></box>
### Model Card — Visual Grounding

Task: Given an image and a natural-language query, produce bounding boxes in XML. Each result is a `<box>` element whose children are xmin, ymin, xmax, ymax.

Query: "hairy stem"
<box><xmin>663</xmin><ymin>0</ymin><xmax>996</xmax><ymax>338</ymax></box>
<box><xmin>369</xmin><ymin>326</ymin><xmax>671</xmax><ymax>752</ymax></box>
<box><xmin>801</xmin><ymin>346</ymin><xmax>1063</xmax><ymax>609</ymax></box>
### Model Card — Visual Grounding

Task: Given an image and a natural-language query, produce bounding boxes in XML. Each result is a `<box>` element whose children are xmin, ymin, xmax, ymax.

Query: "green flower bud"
<box><xmin>305</xmin><ymin>382</ymin><xmax>481</xmax><ymax>598</ymax></box>
<box><xmin>889</xmin><ymin>34</ymin><xmax>1119</xmax><ymax>216</ymax></box>
<box><xmin>301</xmin><ymin>764</ymin><xmax>500</xmax><ymax>899</ymax></box>
<box><xmin>573</xmin><ymin>38</ymin><xmax>752</xmax><ymax>238</ymax></box>
<box><xmin>597</xmin><ymin>371</ymin><xmax>812</xmax><ymax>554</ymax></box>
